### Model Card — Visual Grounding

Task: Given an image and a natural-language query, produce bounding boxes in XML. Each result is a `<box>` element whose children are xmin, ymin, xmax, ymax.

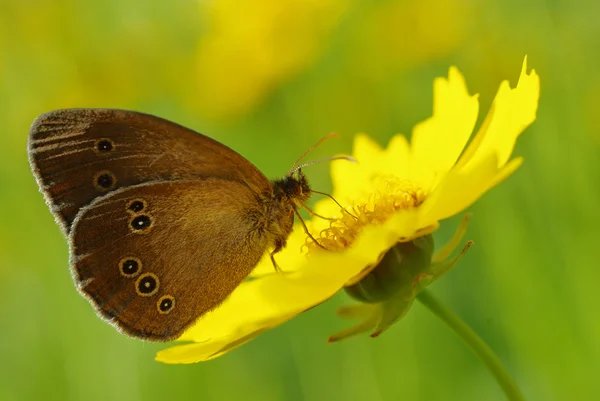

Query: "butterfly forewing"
<box><xmin>28</xmin><ymin>108</ymin><xmax>271</xmax><ymax>233</ymax></box>
<box><xmin>71</xmin><ymin>180</ymin><xmax>269</xmax><ymax>341</ymax></box>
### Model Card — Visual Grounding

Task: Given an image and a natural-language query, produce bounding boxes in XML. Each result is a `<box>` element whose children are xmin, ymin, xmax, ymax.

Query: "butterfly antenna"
<box><xmin>288</xmin><ymin>132</ymin><xmax>339</xmax><ymax>175</ymax></box>
<box><xmin>290</xmin><ymin>155</ymin><xmax>356</xmax><ymax>175</ymax></box>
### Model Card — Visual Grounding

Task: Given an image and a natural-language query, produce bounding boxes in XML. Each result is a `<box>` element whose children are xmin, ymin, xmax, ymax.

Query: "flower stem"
<box><xmin>416</xmin><ymin>289</ymin><xmax>525</xmax><ymax>401</ymax></box>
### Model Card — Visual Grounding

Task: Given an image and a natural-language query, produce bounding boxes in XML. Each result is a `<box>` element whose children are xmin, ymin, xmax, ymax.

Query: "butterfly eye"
<box><xmin>119</xmin><ymin>257</ymin><xmax>142</xmax><ymax>278</ymax></box>
<box><xmin>157</xmin><ymin>295</ymin><xmax>175</xmax><ymax>314</ymax></box>
<box><xmin>127</xmin><ymin>199</ymin><xmax>147</xmax><ymax>214</ymax></box>
<box><xmin>129</xmin><ymin>214</ymin><xmax>153</xmax><ymax>233</ymax></box>
<box><xmin>93</xmin><ymin>170</ymin><xmax>117</xmax><ymax>191</ymax></box>
<box><xmin>95</xmin><ymin>138</ymin><xmax>114</xmax><ymax>152</ymax></box>
<box><xmin>135</xmin><ymin>273</ymin><xmax>160</xmax><ymax>296</ymax></box>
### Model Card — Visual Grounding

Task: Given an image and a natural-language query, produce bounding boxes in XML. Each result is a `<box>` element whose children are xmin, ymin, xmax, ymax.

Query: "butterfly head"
<box><xmin>271</xmin><ymin>169</ymin><xmax>311</xmax><ymax>205</ymax></box>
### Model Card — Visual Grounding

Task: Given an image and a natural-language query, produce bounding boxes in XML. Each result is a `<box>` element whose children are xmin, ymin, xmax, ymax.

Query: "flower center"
<box><xmin>310</xmin><ymin>176</ymin><xmax>425</xmax><ymax>251</ymax></box>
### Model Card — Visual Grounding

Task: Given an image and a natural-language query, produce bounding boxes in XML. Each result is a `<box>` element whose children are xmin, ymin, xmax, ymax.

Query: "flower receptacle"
<box><xmin>344</xmin><ymin>235</ymin><xmax>434</xmax><ymax>303</ymax></box>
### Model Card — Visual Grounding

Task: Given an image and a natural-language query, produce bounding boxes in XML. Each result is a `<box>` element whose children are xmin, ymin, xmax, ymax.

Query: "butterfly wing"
<box><xmin>71</xmin><ymin>179</ymin><xmax>270</xmax><ymax>341</ymax></box>
<box><xmin>28</xmin><ymin>108</ymin><xmax>271</xmax><ymax>233</ymax></box>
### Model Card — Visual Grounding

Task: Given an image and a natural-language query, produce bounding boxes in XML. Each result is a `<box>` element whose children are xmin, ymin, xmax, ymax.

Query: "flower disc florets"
<box><xmin>311</xmin><ymin>176</ymin><xmax>425</xmax><ymax>251</ymax></box>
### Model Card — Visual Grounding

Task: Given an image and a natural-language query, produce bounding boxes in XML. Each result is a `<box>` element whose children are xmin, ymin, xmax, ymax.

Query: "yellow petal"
<box><xmin>156</xmin><ymin>319</ymin><xmax>292</xmax><ymax>364</ymax></box>
<box><xmin>385</xmin><ymin>134</ymin><xmax>411</xmax><ymax>174</ymax></box>
<box><xmin>327</xmin><ymin>133</ymin><xmax>395</xmax><ymax>213</ymax></box>
<box><xmin>418</xmin><ymin>154</ymin><xmax>500</xmax><ymax>224</ymax></box>
<box><xmin>158</xmin><ymin>209</ymin><xmax>423</xmax><ymax>363</ymax></box>
<box><xmin>489</xmin><ymin>156</ymin><xmax>523</xmax><ymax>188</ymax></box>
<box><xmin>410</xmin><ymin>66</ymin><xmax>480</xmax><ymax>189</ymax></box>
<box><xmin>353</xmin><ymin>133</ymin><xmax>385</xmax><ymax>161</ymax></box>
<box><xmin>456</xmin><ymin>56</ymin><xmax>540</xmax><ymax>172</ymax></box>
<box><xmin>370</xmin><ymin>134</ymin><xmax>412</xmax><ymax>184</ymax></box>
<box><xmin>248</xmin><ymin>228</ymin><xmax>308</xmax><ymax>278</ymax></box>
<box><xmin>329</xmin><ymin>156</ymin><xmax>372</xmax><ymax>208</ymax></box>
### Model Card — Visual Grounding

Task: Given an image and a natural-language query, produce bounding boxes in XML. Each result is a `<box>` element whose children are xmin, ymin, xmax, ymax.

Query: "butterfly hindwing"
<box><xmin>70</xmin><ymin>179</ymin><xmax>270</xmax><ymax>341</ymax></box>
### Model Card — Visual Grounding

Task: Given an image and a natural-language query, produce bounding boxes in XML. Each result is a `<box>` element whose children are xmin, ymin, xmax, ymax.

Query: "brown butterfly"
<box><xmin>28</xmin><ymin>108</ymin><xmax>336</xmax><ymax>341</ymax></box>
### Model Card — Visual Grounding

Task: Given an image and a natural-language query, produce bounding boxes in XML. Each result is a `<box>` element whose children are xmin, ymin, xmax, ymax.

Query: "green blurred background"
<box><xmin>1</xmin><ymin>0</ymin><xmax>598</xmax><ymax>400</ymax></box>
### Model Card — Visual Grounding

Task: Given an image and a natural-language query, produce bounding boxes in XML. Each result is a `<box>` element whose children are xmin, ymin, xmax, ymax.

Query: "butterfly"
<box><xmin>28</xmin><ymin>108</ymin><xmax>329</xmax><ymax>341</ymax></box>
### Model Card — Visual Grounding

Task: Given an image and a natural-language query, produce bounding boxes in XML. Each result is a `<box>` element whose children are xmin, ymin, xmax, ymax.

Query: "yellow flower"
<box><xmin>156</xmin><ymin>57</ymin><xmax>540</xmax><ymax>364</ymax></box>
<box><xmin>357</xmin><ymin>0</ymin><xmax>471</xmax><ymax>74</ymax></box>
<box><xmin>192</xmin><ymin>0</ymin><xmax>348</xmax><ymax>120</ymax></box>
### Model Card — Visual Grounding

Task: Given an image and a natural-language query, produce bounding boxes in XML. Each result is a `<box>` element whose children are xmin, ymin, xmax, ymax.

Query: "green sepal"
<box><xmin>332</xmin><ymin>215</ymin><xmax>472</xmax><ymax>341</ymax></box>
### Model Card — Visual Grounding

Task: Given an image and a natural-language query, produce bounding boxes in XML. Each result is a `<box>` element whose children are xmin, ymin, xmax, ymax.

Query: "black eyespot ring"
<box><xmin>119</xmin><ymin>257</ymin><xmax>142</xmax><ymax>278</ymax></box>
<box><xmin>129</xmin><ymin>214</ymin><xmax>153</xmax><ymax>233</ymax></box>
<box><xmin>126</xmin><ymin>199</ymin><xmax>147</xmax><ymax>214</ymax></box>
<box><xmin>95</xmin><ymin>138</ymin><xmax>114</xmax><ymax>152</ymax></box>
<box><xmin>157</xmin><ymin>295</ymin><xmax>175</xmax><ymax>314</ymax></box>
<box><xmin>135</xmin><ymin>273</ymin><xmax>159</xmax><ymax>297</ymax></box>
<box><xmin>93</xmin><ymin>170</ymin><xmax>117</xmax><ymax>191</ymax></box>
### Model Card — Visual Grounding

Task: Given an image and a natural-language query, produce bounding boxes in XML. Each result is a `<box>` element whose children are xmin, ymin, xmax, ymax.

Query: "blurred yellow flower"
<box><xmin>193</xmin><ymin>0</ymin><xmax>348</xmax><ymax>120</ymax></box>
<box><xmin>156</xmin><ymin>57</ymin><xmax>540</xmax><ymax>364</ymax></box>
<box><xmin>357</xmin><ymin>0</ymin><xmax>471</xmax><ymax>75</ymax></box>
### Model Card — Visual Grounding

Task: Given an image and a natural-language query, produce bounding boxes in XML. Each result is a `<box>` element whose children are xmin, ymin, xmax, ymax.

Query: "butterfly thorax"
<box><xmin>256</xmin><ymin>171</ymin><xmax>311</xmax><ymax>253</ymax></box>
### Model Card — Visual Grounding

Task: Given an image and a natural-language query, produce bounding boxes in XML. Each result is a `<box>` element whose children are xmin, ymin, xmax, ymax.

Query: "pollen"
<box><xmin>309</xmin><ymin>176</ymin><xmax>425</xmax><ymax>251</ymax></box>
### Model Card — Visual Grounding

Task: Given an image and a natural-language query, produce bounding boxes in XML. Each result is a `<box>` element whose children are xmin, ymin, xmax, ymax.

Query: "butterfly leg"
<box><xmin>309</xmin><ymin>190</ymin><xmax>357</xmax><ymax>219</ymax></box>
<box><xmin>270</xmin><ymin>252</ymin><xmax>282</xmax><ymax>273</ymax></box>
<box><xmin>293</xmin><ymin>208</ymin><xmax>327</xmax><ymax>250</ymax></box>
<box><xmin>299</xmin><ymin>202</ymin><xmax>334</xmax><ymax>221</ymax></box>
<box><xmin>270</xmin><ymin>240</ymin><xmax>285</xmax><ymax>273</ymax></box>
